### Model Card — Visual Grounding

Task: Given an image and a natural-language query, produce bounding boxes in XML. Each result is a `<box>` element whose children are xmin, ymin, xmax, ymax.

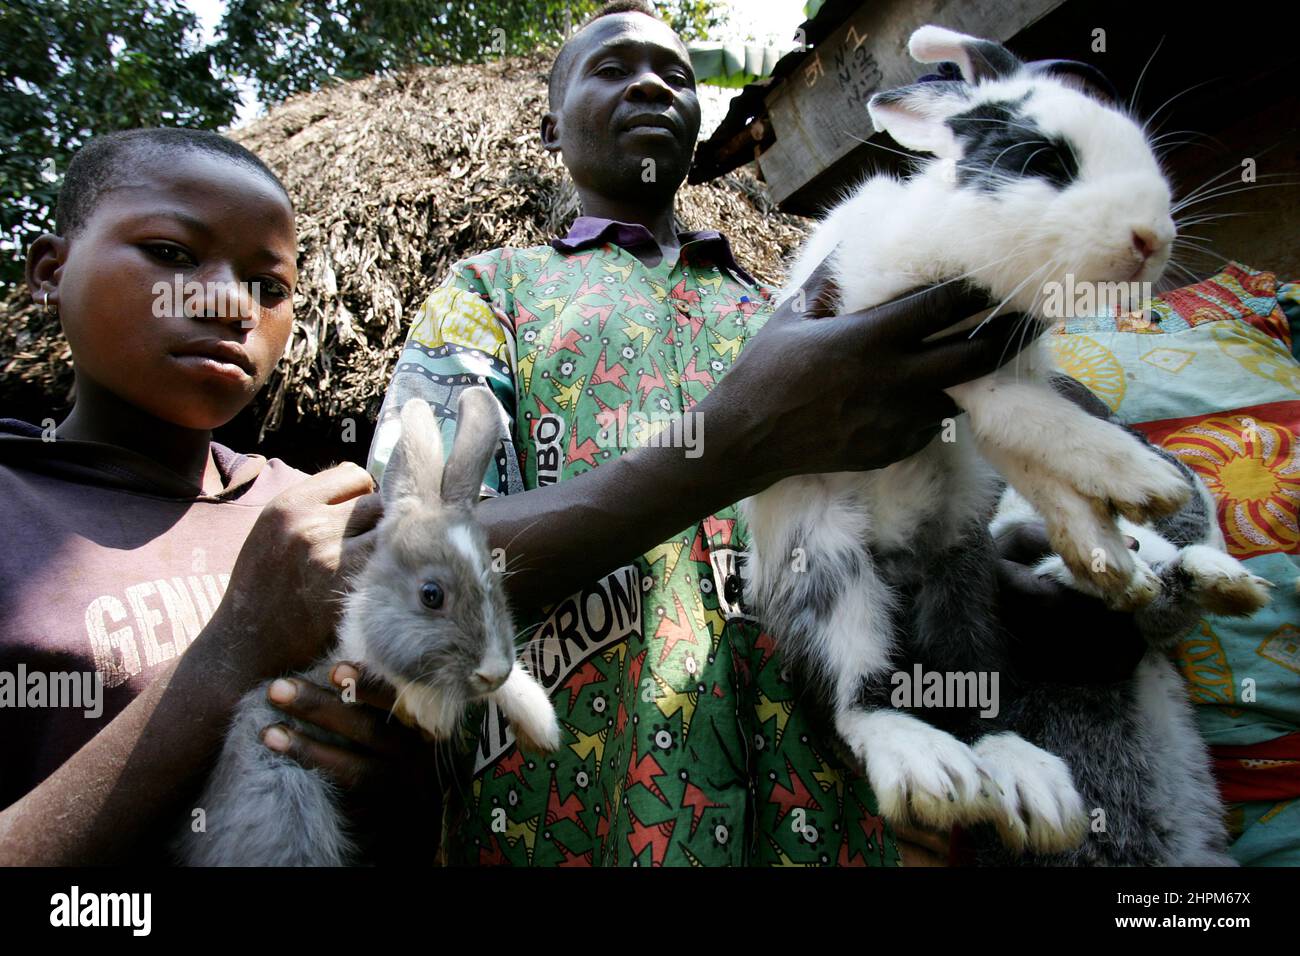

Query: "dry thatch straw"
<box><xmin>0</xmin><ymin>50</ymin><xmax>810</xmax><ymax>445</ymax></box>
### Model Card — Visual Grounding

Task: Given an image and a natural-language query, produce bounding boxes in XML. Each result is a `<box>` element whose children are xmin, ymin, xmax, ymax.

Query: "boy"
<box><xmin>367</xmin><ymin>1</ymin><xmax>1145</xmax><ymax>866</ymax></box>
<box><xmin>0</xmin><ymin>129</ymin><xmax>433</xmax><ymax>864</ymax></box>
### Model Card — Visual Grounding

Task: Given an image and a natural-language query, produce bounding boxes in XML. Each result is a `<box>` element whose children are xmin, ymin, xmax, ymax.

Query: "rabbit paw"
<box><xmin>837</xmin><ymin>710</ymin><xmax>989</xmax><ymax>831</ymax></box>
<box><xmin>1035</xmin><ymin>548</ymin><xmax>1161</xmax><ymax>613</ymax></box>
<box><xmin>1094</xmin><ymin>442</ymin><xmax>1191</xmax><ymax>525</ymax></box>
<box><xmin>1017</xmin><ymin>463</ymin><xmax>1168</xmax><ymax>610</ymax></box>
<box><xmin>1111</xmin><ymin>554</ymin><xmax>1162</xmax><ymax>611</ymax></box>
<box><xmin>493</xmin><ymin>662</ymin><xmax>560</xmax><ymax>755</ymax></box>
<box><xmin>1036</xmin><ymin>491</ymin><xmax>1160</xmax><ymax>609</ymax></box>
<box><xmin>973</xmin><ymin>732</ymin><xmax>1088</xmax><ymax>854</ymax></box>
<box><xmin>1031</xmin><ymin>423</ymin><xmax>1191</xmax><ymax>524</ymax></box>
<box><xmin>1179</xmin><ymin>545</ymin><xmax>1274</xmax><ymax>616</ymax></box>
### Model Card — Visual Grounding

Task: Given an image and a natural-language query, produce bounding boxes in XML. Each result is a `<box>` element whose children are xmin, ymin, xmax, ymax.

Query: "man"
<box><xmin>367</xmin><ymin>0</ymin><xmax>1140</xmax><ymax>866</ymax></box>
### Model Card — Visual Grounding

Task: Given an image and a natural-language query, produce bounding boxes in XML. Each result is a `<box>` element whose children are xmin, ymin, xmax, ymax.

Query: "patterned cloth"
<box><xmin>368</xmin><ymin>218</ymin><xmax>900</xmax><ymax>866</ymax></box>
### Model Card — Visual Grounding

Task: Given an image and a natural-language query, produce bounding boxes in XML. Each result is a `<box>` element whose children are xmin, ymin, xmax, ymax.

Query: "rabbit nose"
<box><xmin>1131</xmin><ymin>228</ymin><xmax>1157</xmax><ymax>260</ymax></box>
<box><xmin>472</xmin><ymin>663</ymin><xmax>511</xmax><ymax>693</ymax></box>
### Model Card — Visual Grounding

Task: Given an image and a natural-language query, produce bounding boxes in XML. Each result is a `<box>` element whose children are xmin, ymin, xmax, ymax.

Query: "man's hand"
<box><xmin>706</xmin><ymin>257</ymin><xmax>1033</xmax><ymax>496</ymax></box>
<box><xmin>895</xmin><ymin>821</ymin><xmax>951</xmax><ymax>866</ymax></box>
<box><xmin>260</xmin><ymin>662</ymin><xmax>444</xmax><ymax>863</ymax></box>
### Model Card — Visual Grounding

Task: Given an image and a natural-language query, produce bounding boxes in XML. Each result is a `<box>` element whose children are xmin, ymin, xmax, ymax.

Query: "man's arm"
<box><xmin>0</xmin><ymin>465</ymin><xmax>380</xmax><ymax>865</ymax></box>
<box><xmin>477</xmin><ymin>267</ymin><xmax>1030</xmax><ymax>614</ymax></box>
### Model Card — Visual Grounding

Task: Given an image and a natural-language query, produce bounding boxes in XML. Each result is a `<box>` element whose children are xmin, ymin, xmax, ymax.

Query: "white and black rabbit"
<box><xmin>178</xmin><ymin>388</ymin><xmax>559</xmax><ymax>866</ymax></box>
<box><xmin>981</xmin><ymin>377</ymin><xmax>1270</xmax><ymax>864</ymax></box>
<box><xmin>742</xmin><ymin>24</ymin><xmax>1263</xmax><ymax>858</ymax></box>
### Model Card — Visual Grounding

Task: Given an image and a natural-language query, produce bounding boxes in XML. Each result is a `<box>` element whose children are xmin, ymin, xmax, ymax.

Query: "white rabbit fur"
<box><xmin>177</xmin><ymin>388</ymin><xmax>558</xmax><ymax>866</ymax></box>
<box><xmin>742</xmin><ymin>25</ymin><xmax>1268</xmax><ymax>861</ymax></box>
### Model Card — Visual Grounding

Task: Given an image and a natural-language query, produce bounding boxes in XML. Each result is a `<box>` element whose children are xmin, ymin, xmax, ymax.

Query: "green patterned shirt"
<box><xmin>367</xmin><ymin>217</ymin><xmax>901</xmax><ymax>866</ymax></box>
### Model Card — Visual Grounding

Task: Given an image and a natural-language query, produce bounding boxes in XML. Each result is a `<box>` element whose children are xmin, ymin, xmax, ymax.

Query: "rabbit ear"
<box><xmin>380</xmin><ymin>399</ymin><xmax>445</xmax><ymax>509</ymax></box>
<box><xmin>1025</xmin><ymin>59</ymin><xmax>1120</xmax><ymax>105</ymax></box>
<box><xmin>908</xmin><ymin>25</ymin><xmax>1022</xmax><ymax>83</ymax></box>
<box><xmin>439</xmin><ymin>386</ymin><xmax>503</xmax><ymax>508</ymax></box>
<box><xmin>868</xmin><ymin>81</ymin><xmax>969</xmax><ymax>159</ymax></box>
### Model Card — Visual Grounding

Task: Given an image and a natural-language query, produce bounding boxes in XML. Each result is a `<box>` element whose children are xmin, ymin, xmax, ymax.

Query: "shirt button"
<box><xmin>723</xmin><ymin>573</ymin><xmax>743</xmax><ymax>606</ymax></box>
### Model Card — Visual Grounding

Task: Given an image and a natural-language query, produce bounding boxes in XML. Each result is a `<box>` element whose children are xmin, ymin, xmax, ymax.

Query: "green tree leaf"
<box><xmin>0</xmin><ymin>0</ymin><xmax>238</xmax><ymax>285</ymax></box>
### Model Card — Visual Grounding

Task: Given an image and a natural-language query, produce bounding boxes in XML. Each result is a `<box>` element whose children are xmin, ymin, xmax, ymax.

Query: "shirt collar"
<box><xmin>0</xmin><ymin>417</ymin><xmax>266</xmax><ymax>500</ymax></box>
<box><xmin>551</xmin><ymin>216</ymin><xmax>759</xmax><ymax>287</ymax></box>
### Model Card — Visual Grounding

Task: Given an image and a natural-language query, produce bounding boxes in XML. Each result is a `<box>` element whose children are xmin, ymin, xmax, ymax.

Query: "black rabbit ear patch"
<box><xmin>959</xmin><ymin>38</ymin><xmax>1022</xmax><ymax>82</ymax></box>
<box><xmin>946</xmin><ymin>98</ymin><xmax>1080</xmax><ymax>192</ymax></box>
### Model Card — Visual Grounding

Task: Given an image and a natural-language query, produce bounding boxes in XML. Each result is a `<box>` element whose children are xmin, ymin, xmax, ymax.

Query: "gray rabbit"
<box><xmin>177</xmin><ymin>388</ymin><xmax>558</xmax><ymax>866</ymax></box>
<box><xmin>978</xmin><ymin>379</ymin><xmax>1269</xmax><ymax>865</ymax></box>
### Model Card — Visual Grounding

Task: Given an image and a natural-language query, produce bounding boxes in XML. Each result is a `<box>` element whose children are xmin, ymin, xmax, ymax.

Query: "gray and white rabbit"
<box><xmin>983</xmin><ymin>382</ymin><xmax>1270</xmax><ymax>864</ymax></box>
<box><xmin>178</xmin><ymin>388</ymin><xmax>559</xmax><ymax>866</ymax></box>
<box><xmin>742</xmin><ymin>24</ymin><xmax>1268</xmax><ymax>860</ymax></box>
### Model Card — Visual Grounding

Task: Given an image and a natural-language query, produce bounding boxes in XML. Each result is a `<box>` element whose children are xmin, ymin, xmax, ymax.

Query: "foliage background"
<box><xmin>0</xmin><ymin>0</ymin><xmax>730</xmax><ymax>286</ymax></box>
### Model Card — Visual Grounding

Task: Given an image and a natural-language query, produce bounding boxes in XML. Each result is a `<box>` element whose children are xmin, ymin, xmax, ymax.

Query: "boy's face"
<box><xmin>543</xmin><ymin>13</ymin><xmax>701</xmax><ymax>204</ymax></box>
<box><xmin>38</xmin><ymin>150</ymin><xmax>297</xmax><ymax>432</ymax></box>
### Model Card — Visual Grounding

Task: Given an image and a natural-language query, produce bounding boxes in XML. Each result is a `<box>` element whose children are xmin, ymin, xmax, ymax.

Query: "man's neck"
<box><xmin>575</xmin><ymin>190</ymin><xmax>680</xmax><ymax>264</ymax></box>
<box><xmin>55</xmin><ymin>376</ymin><xmax>223</xmax><ymax>494</ymax></box>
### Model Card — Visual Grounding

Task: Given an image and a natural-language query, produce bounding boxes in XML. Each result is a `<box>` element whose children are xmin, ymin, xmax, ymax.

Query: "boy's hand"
<box><xmin>708</xmin><ymin>258</ymin><xmax>1032</xmax><ymax>496</ymax></box>
<box><xmin>219</xmin><ymin>462</ymin><xmax>383</xmax><ymax>679</ymax></box>
<box><xmin>260</xmin><ymin>663</ymin><xmax>443</xmax><ymax>862</ymax></box>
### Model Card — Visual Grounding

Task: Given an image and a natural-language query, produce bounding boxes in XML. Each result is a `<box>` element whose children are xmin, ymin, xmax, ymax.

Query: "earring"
<box><xmin>41</xmin><ymin>290</ymin><xmax>49</xmax><ymax>313</ymax></box>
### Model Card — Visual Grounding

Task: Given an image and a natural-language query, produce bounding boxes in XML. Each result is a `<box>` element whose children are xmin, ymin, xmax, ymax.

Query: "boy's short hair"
<box><xmin>54</xmin><ymin>127</ymin><xmax>291</xmax><ymax>238</ymax></box>
<box><xmin>548</xmin><ymin>0</ymin><xmax>661</xmax><ymax>112</ymax></box>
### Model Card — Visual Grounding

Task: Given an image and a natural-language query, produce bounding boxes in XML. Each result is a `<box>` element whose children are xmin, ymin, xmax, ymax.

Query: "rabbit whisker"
<box><xmin>1174</xmin><ymin>212</ymin><xmax>1250</xmax><ymax>227</ymax></box>
<box><xmin>1009</xmin><ymin>264</ymin><xmax>1059</xmax><ymax>381</ymax></box>
<box><xmin>985</xmin><ymin>137</ymin><xmax>1047</xmax><ymax>172</ymax></box>
<box><xmin>1162</xmin><ymin>258</ymin><xmax>1202</xmax><ymax>285</ymax></box>
<box><xmin>1128</xmin><ymin>35</ymin><xmax>1165</xmax><ymax>115</ymax></box>
<box><xmin>878</xmin><ymin>237</ymin><xmax>1050</xmax><ymax>311</ymax></box>
<box><xmin>1141</xmin><ymin>77</ymin><xmax>1217</xmax><ymax>141</ymax></box>
<box><xmin>1015</xmin><ymin>145</ymin><xmax>1055</xmax><ymax>177</ymax></box>
<box><xmin>841</xmin><ymin>131</ymin><xmax>921</xmax><ymax>163</ymax></box>
<box><xmin>1171</xmin><ymin>180</ymin><xmax>1298</xmax><ymax>213</ymax></box>
<box><xmin>493</xmin><ymin>513</ymin><xmax>556</xmax><ymax>570</ymax></box>
<box><xmin>968</xmin><ymin>257</ymin><xmax>1053</xmax><ymax>337</ymax></box>
<box><xmin>1173</xmin><ymin>153</ymin><xmax>1289</xmax><ymax>205</ymax></box>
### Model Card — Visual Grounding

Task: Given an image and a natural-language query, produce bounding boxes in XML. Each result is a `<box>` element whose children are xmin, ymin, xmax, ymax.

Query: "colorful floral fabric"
<box><xmin>368</xmin><ymin>221</ymin><xmax>900</xmax><ymax>866</ymax></box>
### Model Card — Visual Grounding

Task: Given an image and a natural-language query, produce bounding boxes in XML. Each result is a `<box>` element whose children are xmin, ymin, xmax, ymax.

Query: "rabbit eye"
<box><xmin>1018</xmin><ymin>142</ymin><xmax>1075</xmax><ymax>184</ymax></box>
<box><xmin>419</xmin><ymin>581</ymin><xmax>445</xmax><ymax>610</ymax></box>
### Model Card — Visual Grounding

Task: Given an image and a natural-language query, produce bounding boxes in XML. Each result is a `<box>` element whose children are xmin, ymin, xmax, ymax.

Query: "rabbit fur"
<box><xmin>742</xmin><ymin>25</ymin><xmax>1270</xmax><ymax>863</ymax></box>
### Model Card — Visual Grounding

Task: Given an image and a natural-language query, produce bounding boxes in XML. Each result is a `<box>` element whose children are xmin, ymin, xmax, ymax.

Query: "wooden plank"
<box><xmin>757</xmin><ymin>0</ymin><xmax>1067</xmax><ymax>205</ymax></box>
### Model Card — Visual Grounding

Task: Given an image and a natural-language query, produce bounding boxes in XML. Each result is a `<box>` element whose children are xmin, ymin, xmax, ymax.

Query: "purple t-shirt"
<box><xmin>0</xmin><ymin>419</ymin><xmax>307</xmax><ymax>808</ymax></box>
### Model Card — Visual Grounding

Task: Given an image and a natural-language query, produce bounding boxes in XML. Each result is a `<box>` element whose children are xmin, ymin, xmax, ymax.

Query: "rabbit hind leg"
<box><xmin>177</xmin><ymin>685</ymin><xmax>355</xmax><ymax>867</ymax></box>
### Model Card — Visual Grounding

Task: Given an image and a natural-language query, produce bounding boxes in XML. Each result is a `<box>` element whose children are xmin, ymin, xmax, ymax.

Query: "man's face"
<box><xmin>544</xmin><ymin>13</ymin><xmax>702</xmax><ymax>203</ymax></box>
<box><xmin>47</xmin><ymin>151</ymin><xmax>297</xmax><ymax>431</ymax></box>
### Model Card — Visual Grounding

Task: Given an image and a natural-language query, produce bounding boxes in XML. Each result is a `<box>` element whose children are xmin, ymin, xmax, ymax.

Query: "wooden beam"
<box><xmin>757</xmin><ymin>0</ymin><xmax>1067</xmax><ymax>206</ymax></box>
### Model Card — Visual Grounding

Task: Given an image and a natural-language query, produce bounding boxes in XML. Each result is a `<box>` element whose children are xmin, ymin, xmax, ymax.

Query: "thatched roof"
<box><xmin>0</xmin><ymin>51</ymin><xmax>810</xmax><ymax>446</ymax></box>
